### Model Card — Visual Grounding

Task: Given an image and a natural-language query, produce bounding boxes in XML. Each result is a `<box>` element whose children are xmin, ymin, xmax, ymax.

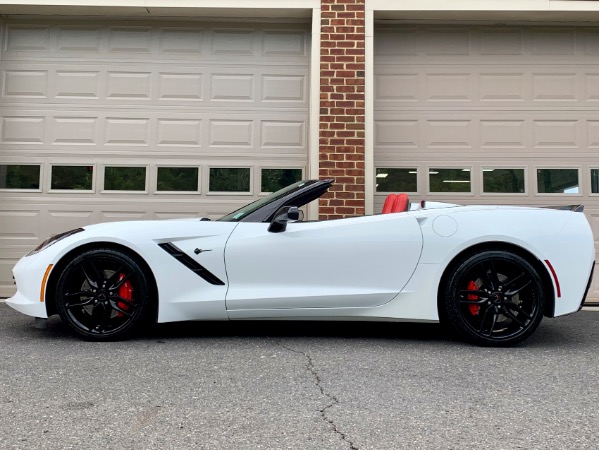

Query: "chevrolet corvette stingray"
<box><xmin>7</xmin><ymin>179</ymin><xmax>595</xmax><ymax>346</ymax></box>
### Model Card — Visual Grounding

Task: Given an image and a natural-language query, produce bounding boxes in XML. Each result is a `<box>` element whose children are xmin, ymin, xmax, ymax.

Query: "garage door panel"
<box><xmin>0</xmin><ymin>18</ymin><xmax>309</xmax><ymax>297</ymax></box>
<box><xmin>1</xmin><ymin>115</ymin><xmax>45</xmax><ymax>144</ymax></box>
<box><xmin>480</xmin><ymin>120</ymin><xmax>527</xmax><ymax>149</ymax></box>
<box><xmin>4</xmin><ymin>21</ymin><xmax>309</xmax><ymax>61</ymax></box>
<box><xmin>374</xmin><ymin>66</ymin><xmax>599</xmax><ymax>108</ymax></box>
<box><xmin>0</xmin><ymin>109</ymin><xmax>308</xmax><ymax>157</ymax></box>
<box><xmin>375</xmin><ymin>24</ymin><xmax>599</xmax><ymax>301</ymax></box>
<box><xmin>376</xmin><ymin>26</ymin><xmax>599</xmax><ymax>62</ymax></box>
<box><xmin>0</xmin><ymin>209</ymin><xmax>41</xmax><ymax>245</ymax></box>
<box><xmin>1</xmin><ymin>63</ymin><xmax>309</xmax><ymax>109</ymax></box>
<box><xmin>156</xmin><ymin>119</ymin><xmax>202</xmax><ymax>147</ymax></box>
<box><xmin>375</xmin><ymin>112</ymin><xmax>599</xmax><ymax>157</ymax></box>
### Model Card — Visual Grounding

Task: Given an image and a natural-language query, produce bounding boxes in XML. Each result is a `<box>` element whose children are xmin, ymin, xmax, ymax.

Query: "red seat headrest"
<box><xmin>382</xmin><ymin>194</ymin><xmax>397</xmax><ymax>214</ymax></box>
<box><xmin>382</xmin><ymin>193</ymin><xmax>409</xmax><ymax>214</ymax></box>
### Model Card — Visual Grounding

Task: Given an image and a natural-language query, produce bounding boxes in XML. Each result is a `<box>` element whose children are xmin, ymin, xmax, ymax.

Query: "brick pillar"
<box><xmin>319</xmin><ymin>0</ymin><xmax>366</xmax><ymax>220</ymax></box>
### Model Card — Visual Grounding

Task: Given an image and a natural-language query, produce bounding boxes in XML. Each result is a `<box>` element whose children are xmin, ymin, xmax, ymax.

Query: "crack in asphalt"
<box><xmin>277</xmin><ymin>341</ymin><xmax>359</xmax><ymax>450</ymax></box>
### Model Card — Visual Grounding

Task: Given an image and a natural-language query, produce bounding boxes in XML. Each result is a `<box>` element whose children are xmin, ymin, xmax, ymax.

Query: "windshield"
<box><xmin>218</xmin><ymin>180</ymin><xmax>316</xmax><ymax>222</ymax></box>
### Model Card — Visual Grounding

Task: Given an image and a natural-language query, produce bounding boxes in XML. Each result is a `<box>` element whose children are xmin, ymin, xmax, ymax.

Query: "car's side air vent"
<box><xmin>158</xmin><ymin>243</ymin><xmax>225</xmax><ymax>286</ymax></box>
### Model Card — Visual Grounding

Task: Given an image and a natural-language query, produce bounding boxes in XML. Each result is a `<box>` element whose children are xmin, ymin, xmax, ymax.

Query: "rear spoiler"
<box><xmin>543</xmin><ymin>205</ymin><xmax>584</xmax><ymax>212</ymax></box>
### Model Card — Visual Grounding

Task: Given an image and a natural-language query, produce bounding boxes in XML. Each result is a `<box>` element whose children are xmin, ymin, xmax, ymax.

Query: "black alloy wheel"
<box><xmin>444</xmin><ymin>250</ymin><xmax>545</xmax><ymax>346</ymax></box>
<box><xmin>55</xmin><ymin>248</ymin><xmax>151</xmax><ymax>340</ymax></box>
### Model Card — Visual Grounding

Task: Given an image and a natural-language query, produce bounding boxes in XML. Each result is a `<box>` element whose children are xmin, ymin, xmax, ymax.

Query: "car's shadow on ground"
<box><xmin>33</xmin><ymin>312</ymin><xmax>456</xmax><ymax>344</ymax></box>
<box><xmin>5</xmin><ymin>304</ymin><xmax>594</xmax><ymax>348</ymax></box>
<box><xmin>146</xmin><ymin>317</ymin><xmax>591</xmax><ymax>348</ymax></box>
<box><xmin>150</xmin><ymin>319</ymin><xmax>455</xmax><ymax>342</ymax></box>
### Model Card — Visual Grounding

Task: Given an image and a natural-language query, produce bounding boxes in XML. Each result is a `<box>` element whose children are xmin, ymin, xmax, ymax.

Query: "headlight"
<box><xmin>26</xmin><ymin>228</ymin><xmax>84</xmax><ymax>256</ymax></box>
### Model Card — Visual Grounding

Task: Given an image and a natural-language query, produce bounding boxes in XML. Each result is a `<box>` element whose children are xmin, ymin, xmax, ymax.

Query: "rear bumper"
<box><xmin>578</xmin><ymin>263</ymin><xmax>595</xmax><ymax>312</ymax></box>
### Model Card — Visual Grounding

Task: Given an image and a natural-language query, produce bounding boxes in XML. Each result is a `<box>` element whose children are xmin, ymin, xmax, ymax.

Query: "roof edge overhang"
<box><xmin>371</xmin><ymin>0</ymin><xmax>599</xmax><ymax>23</ymax></box>
<box><xmin>0</xmin><ymin>1</ymin><xmax>319</xmax><ymax>18</ymax></box>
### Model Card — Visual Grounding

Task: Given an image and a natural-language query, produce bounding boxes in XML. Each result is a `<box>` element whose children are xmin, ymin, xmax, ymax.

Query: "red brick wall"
<box><xmin>319</xmin><ymin>0</ymin><xmax>366</xmax><ymax>219</ymax></box>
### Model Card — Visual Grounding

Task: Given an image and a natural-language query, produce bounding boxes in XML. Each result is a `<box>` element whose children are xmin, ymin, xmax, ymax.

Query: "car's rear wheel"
<box><xmin>443</xmin><ymin>250</ymin><xmax>545</xmax><ymax>346</ymax></box>
<box><xmin>55</xmin><ymin>248</ymin><xmax>151</xmax><ymax>340</ymax></box>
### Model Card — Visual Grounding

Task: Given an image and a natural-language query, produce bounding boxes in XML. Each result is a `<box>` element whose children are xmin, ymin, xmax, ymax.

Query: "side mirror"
<box><xmin>268</xmin><ymin>206</ymin><xmax>303</xmax><ymax>233</ymax></box>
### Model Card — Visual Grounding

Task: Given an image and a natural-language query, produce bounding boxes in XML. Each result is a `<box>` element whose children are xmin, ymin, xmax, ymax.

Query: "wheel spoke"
<box><xmin>64</xmin><ymin>290</ymin><xmax>92</xmax><ymax>298</ymax></box>
<box><xmin>115</xmin><ymin>295</ymin><xmax>137</xmax><ymax>308</ymax></box>
<box><xmin>502</xmin><ymin>272</ymin><xmax>525</xmax><ymax>291</ymax></box>
<box><xmin>459</xmin><ymin>297</ymin><xmax>489</xmax><ymax>305</ymax></box>
<box><xmin>110</xmin><ymin>272</ymin><xmax>131</xmax><ymax>291</ymax></box>
<box><xmin>459</xmin><ymin>289</ymin><xmax>489</xmax><ymax>298</ymax></box>
<box><xmin>504</xmin><ymin>301</ymin><xmax>533</xmax><ymax>320</ymax></box>
<box><xmin>108</xmin><ymin>300</ymin><xmax>133</xmax><ymax>317</ymax></box>
<box><xmin>105</xmin><ymin>267</ymin><xmax>125</xmax><ymax>288</ymax></box>
<box><xmin>483</xmin><ymin>310</ymin><xmax>499</xmax><ymax>337</ymax></box>
<box><xmin>65</xmin><ymin>297</ymin><xmax>94</xmax><ymax>309</ymax></box>
<box><xmin>480</xmin><ymin>260</ymin><xmax>499</xmax><ymax>290</ymax></box>
<box><xmin>92</xmin><ymin>305</ymin><xmax>113</xmax><ymax>334</ymax></box>
<box><xmin>477</xmin><ymin>305</ymin><xmax>494</xmax><ymax>333</ymax></box>
<box><xmin>81</xmin><ymin>260</ymin><xmax>102</xmax><ymax>289</ymax></box>
<box><xmin>503</xmin><ymin>307</ymin><xmax>526</xmax><ymax>328</ymax></box>
<box><xmin>506</xmin><ymin>279</ymin><xmax>532</xmax><ymax>297</ymax></box>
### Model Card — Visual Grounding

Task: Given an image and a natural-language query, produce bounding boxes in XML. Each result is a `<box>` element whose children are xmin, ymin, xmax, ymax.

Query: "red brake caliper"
<box><xmin>117</xmin><ymin>274</ymin><xmax>133</xmax><ymax>317</ymax></box>
<box><xmin>467</xmin><ymin>280</ymin><xmax>480</xmax><ymax>315</ymax></box>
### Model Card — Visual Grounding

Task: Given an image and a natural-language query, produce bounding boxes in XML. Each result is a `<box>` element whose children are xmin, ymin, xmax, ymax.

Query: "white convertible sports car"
<box><xmin>6</xmin><ymin>179</ymin><xmax>595</xmax><ymax>346</ymax></box>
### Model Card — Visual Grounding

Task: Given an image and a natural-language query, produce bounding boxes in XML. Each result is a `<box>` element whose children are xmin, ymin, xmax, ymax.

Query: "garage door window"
<box><xmin>482</xmin><ymin>168</ymin><xmax>525</xmax><ymax>194</ymax></box>
<box><xmin>157</xmin><ymin>167</ymin><xmax>199</xmax><ymax>193</ymax></box>
<box><xmin>429</xmin><ymin>168</ymin><xmax>471</xmax><ymax>193</ymax></box>
<box><xmin>51</xmin><ymin>165</ymin><xmax>94</xmax><ymax>191</ymax></box>
<box><xmin>0</xmin><ymin>164</ymin><xmax>40</xmax><ymax>190</ymax></box>
<box><xmin>261</xmin><ymin>168</ymin><xmax>303</xmax><ymax>193</ymax></box>
<box><xmin>375</xmin><ymin>168</ymin><xmax>417</xmax><ymax>193</ymax></box>
<box><xmin>104</xmin><ymin>166</ymin><xmax>147</xmax><ymax>192</ymax></box>
<box><xmin>590</xmin><ymin>169</ymin><xmax>599</xmax><ymax>194</ymax></box>
<box><xmin>537</xmin><ymin>169</ymin><xmax>579</xmax><ymax>194</ymax></box>
<box><xmin>209</xmin><ymin>168</ymin><xmax>251</xmax><ymax>193</ymax></box>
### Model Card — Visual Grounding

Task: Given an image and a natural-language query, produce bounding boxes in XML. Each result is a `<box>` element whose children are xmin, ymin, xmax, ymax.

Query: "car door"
<box><xmin>224</xmin><ymin>213</ymin><xmax>423</xmax><ymax>311</ymax></box>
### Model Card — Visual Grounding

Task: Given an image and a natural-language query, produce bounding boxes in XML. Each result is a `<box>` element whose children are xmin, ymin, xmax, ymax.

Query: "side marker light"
<box><xmin>544</xmin><ymin>260</ymin><xmax>561</xmax><ymax>298</ymax></box>
<box><xmin>40</xmin><ymin>264</ymin><xmax>53</xmax><ymax>302</ymax></box>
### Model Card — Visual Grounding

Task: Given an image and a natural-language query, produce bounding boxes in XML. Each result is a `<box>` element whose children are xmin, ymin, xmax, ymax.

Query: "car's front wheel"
<box><xmin>443</xmin><ymin>250</ymin><xmax>545</xmax><ymax>346</ymax></box>
<box><xmin>55</xmin><ymin>248</ymin><xmax>152</xmax><ymax>340</ymax></box>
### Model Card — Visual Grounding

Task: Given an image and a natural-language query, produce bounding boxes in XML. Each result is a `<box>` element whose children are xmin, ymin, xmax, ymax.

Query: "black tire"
<box><xmin>443</xmin><ymin>250</ymin><xmax>545</xmax><ymax>347</ymax></box>
<box><xmin>55</xmin><ymin>248</ymin><xmax>152</xmax><ymax>341</ymax></box>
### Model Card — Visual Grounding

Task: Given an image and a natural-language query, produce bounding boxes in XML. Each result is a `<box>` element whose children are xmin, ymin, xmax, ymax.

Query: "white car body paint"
<box><xmin>7</xmin><ymin>203</ymin><xmax>595</xmax><ymax>327</ymax></box>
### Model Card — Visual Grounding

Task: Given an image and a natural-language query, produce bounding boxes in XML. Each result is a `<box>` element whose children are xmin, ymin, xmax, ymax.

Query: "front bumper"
<box><xmin>6</xmin><ymin>253</ymin><xmax>53</xmax><ymax>319</ymax></box>
<box><xmin>6</xmin><ymin>290</ymin><xmax>47</xmax><ymax>318</ymax></box>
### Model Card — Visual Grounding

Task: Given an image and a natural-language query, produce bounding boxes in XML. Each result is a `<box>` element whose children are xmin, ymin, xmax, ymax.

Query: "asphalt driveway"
<box><xmin>1</xmin><ymin>303</ymin><xmax>598</xmax><ymax>450</ymax></box>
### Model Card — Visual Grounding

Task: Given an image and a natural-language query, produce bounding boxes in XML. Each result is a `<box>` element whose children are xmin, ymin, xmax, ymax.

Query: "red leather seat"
<box><xmin>392</xmin><ymin>193</ymin><xmax>409</xmax><ymax>212</ymax></box>
<box><xmin>382</xmin><ymin>193</ymin><xmax>409</xmax><ymax>214</ymax></box>
<box><xmin>382</xmin><ymin>194</ymin><xmax>397</xmax><ymax>213</ymax></box>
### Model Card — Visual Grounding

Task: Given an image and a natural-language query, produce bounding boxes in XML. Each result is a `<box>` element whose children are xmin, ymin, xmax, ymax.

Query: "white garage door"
<box><xmin>0</xmin><ymin>18</ymin><xmax>310</xmax><ymax>296</ymax></box>
<box><xmin>374</xmin><ymin>24</ymin><xmax>599</xmax><ymax>300</ymax></box>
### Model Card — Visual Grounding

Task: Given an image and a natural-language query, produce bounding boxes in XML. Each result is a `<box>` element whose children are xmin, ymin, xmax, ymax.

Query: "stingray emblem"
<box><xmin>194</xmin><ymin>248</ymin><xmax>212</xmax><ymax>255</ymax></box>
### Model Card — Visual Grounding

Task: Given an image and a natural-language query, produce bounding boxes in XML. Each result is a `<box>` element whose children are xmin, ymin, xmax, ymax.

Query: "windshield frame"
<box><xmin>218</xmin><ymin>180</ymin><xmax>320</xmax><ymax>222</ymax></box>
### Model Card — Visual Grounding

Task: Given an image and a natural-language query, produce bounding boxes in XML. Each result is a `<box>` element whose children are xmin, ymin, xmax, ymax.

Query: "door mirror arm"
<box><xmin>268</xmin><ymin>206</ymin><xmax>302</xmax><ymax>233</ymax></box>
